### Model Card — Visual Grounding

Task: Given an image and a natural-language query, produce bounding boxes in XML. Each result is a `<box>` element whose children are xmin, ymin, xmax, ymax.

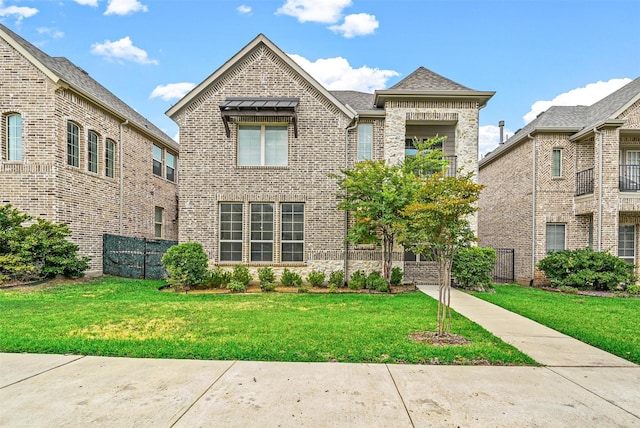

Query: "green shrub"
<box><xmin>161</xmin><ymin>242</ymin><xmax>209</xmax><ymax>290</ymax></box>
<box><xmin>227</xmin><ymin>281</ymin><xmax>247</xmax><ymax>293</ymax></box>
<box><xmin>348</xmin><ymin>270</ymin><xmax>367</xmax><ymax>290</ymax></box>
<box><xmin>537</xmin><ymin>248</ymin><xmax>636</xmax><ymax>291</ymax></box>
<box><xmin>281</xmin><ymin>268</ymin><xmax>302</xmax><ymax>287</ymax></box>
<box><xmin>329</xmin><ymin>270</ymin><xmax>345</xmax><ymax>288</ymax></box>
<box><xmin>626</xmin><ymin>283</ymin><xmax>640</xmax><ymax>295</ymax></box>
<box><xmin>232</xmin><ymin>264</ymin><xmax>252</xmax><ymax>285</ymax></box>
<box><xmin>260</xmin><ymin>282</ymin><xmax>277</xmax><ymax>292</ymax></box>
<box><xmin>206</xmin><ymin>266</ymin><xmax>232</xmax><ymax>288</ymax></box>
<box><xmin>328</xmin><ymin>283</ymin><xmax>338</xmax><ymax>293</ymax></box>
<box><xmin>257</xmin><ymin>266</ymin><xmax>275</xmax><ymax>284</ymax></box>
<box><xmin>366</xmin><ymin>271</ymin><xmax>389</xmax><ymax>292</ymax></box>
<box><xmin>298</xmin><ymin>285</ymin><xmax>309</xmax><ymax>293</ymax></box>
<box><xmin>390</xmin><ymin>267</ymin><xmax>403</xmax><ymax>286</ymax></box>
<box><xmin>558</xmin><ymin>285</ymin><xmax>579</xmax><ymax>294</ymax></box>
<box><xmin>0</xmin><ymin>254</ymin><xmax>37</xmax><ymax>283</ymax></box>
<box><xmin>306</xmin><ymin>270</ymin><xmax>325</xmax><ymax>287</ymax></box>
<box><xmin>452</xmin><ymin>247</ymin><xmax>496</xmax><ymax>289</ymax></box>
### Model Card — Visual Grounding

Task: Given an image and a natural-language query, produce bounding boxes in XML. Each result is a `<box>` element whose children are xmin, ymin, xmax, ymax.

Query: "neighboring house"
<box><xmin>479</xmin><ymin>77</ymin><xmax>640</xmax><ymax>284</ymax></box>
<box><xmin>0</xmin><ymin>24</ymin><xmax>179</xmax><ymax>273</ymax></box>
<box><xmin>167</xmin><ymin>34</ymin><xmax>493</xmax><ymax>282</ymax></box>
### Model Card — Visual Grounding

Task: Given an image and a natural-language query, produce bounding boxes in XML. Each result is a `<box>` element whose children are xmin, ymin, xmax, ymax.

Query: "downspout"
<box><xmin>529</xmin><ymin>134</ymin><xmax>536</xmax><ymax>284</ymax></box>
<box><xmin>119</xmin><ymin>120</ymin><xmax>129</xmax><ymax>235</ymax></box>
<box><xmin>594</xmin><ymin>128</ymin><xmax>602</xmax><ymax>251</ymax></box>
<box><xmin>344</xmin><ymin>114</ymin><xmax>359</xmax><ymax>285</ymax></box>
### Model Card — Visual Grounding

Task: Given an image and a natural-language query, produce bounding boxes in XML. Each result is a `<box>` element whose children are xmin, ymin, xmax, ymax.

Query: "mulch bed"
<box><xmin>408</xmin><ymin>331</ymin><xmax>471</xmax><ymax>346</ymax></box>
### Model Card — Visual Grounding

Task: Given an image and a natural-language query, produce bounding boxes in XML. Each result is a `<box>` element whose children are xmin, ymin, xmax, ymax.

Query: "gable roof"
<box><xmin>480</xmin><ymin>76</ymin><xmax>640</xmax><ymax>167</ymax></box>
<box><xmin>0</xmin><ymin>24</ymin><xmax>177</xmax><ymax>151</ymax></box>
<box><xmin>166</xmin><ymin>34</ymin><xmax>356</xmax><ymax>121</ymax></box>
<box><xmin>374</xmin><ymin>66</ymin><xmax>494</xmax><ymax>108</ymax></box>
<box><xmin>330</xmin><ymin>90</ymin><xmax>383</xmax><ymax>116</ymax></box>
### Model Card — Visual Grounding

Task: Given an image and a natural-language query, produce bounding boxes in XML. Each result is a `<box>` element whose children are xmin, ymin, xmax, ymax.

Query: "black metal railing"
<box><xmin>575</xmin><ymin>168</ymin><xmax>594</xmax><ymax>196</ymax></box>
<box><xmin>620</xmin><ymin>164</ymin><xmax>640</xmax><ymax>192</ymax></box>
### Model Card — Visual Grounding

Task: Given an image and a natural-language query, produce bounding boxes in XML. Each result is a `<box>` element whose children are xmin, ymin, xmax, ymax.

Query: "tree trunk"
<box><xmin>436</xmin><ymin>255</ymin><xmax>452</xmax><ymax>335</ymax></box>
<box><xmin>382</xmin><ymin>234</ymin><xmax>393</xmax><ymax>283</ymax></box>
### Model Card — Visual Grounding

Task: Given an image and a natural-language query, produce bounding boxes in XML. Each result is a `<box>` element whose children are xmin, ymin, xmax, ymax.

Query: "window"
<box><xmin>357</xmin><ymin>124</ymin><xmax>372</xmax><ymax>161</ymax></box>
<box><xmin>67</xmin><ymin>122</ymin><xmax>79</xmax><ymax>167</ymax></box>
<box><xmin>153</xmin><ymin>144</ymin><xmax>163</xmax><ymax>176</ymax></box>
<box><xmin>238</xmin><ymin>125</ymin><xmax>287</xmax><ymax>166</ymax></box>
<box><xmin>404</xmin><ymin>251</ymin><xmax>428</xmax><ymax>262</ymax></box>
<box><xmin>166</xmin><ymin>152</ymin><xmax>176</xmax><ymax>182</ymax></box>
<box><xmin>220</xmin><ymin>203</ymin><xmax>243</xmax><ymax>262</ymax></box>
<box><xmin>6</xmin><ymin>114</ymin><xmax>22</xmax><ymax>161</ymax></box>
<box><xmin>545</xmin><ymin>223</ymin><xmax>565</xmax><ymax>254</ymax></box>
<box><xmin>552</xmin><ymin>149</ymin><xmax>562</xmax><ymax>177</ymax></box>
<box><xmin>250</xmin><ymin>203</ymin><xmax>274</xmax><ymax>262</ymax></box>
<box><xmin>105</xmin><ymin>139</ymin><xmax>115</xmax><ymax>178</ymax></box>
<box><xmin>618</xmin><ymin>224</ymin><xmax>635</xmax><ymax>264</ymax></box>
<box><xmin>154</xmin><ymin>207</ymin><xmax>163</xmax><ymax>238</ymax></box>
<box><xmin>88</xmin><ymin>131</ymin><xmax>98</xmax><ymax>173</ymax></box>
<box><xmin>281</xmin><ymin>203</ymin><xmax>304</xmax><ymax>262</ymax></box>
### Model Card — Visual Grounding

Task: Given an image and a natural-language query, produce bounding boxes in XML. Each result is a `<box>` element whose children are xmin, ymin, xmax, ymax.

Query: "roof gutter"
<box><xmin>570</xmin><ymin>119</ymin><xmax>627</xmax><ymax>142</ymax></box>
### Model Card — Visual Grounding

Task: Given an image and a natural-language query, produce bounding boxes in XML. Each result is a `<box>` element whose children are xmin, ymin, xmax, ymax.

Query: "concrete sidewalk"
<box><xmin>1</xmin><ymin>288</ymin><xmax>638</xmax><ymax>427</ymax></box>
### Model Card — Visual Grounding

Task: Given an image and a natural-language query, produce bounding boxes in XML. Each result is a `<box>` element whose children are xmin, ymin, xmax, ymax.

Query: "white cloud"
<box><xmin>276</xmin><ymin>0</ymin><xmax>351</xmax><ymax>23</ymax></box>
<box><xmin>172</xmin><ymin>130</ymin><xmax>179</xmax><ymax>143</ymax></box>
<box><xmin>523</xmin><ymin>78</ymin><xmax>632</xmax><ymax>124</ymax></box>
<box><xmin>479</xmin><ymin>125</ymin><xmax>514</xmax><ymax>159</ymax></box>
<box><xmin>289</xmin><ymin>53</ymin><xmax>399</xmax><ymax>93</ymax></box>
<box><xmin>37</xmin><ymin>27</ymin><xmax>64</xmax><ymax>39</ymax></box>
<box><xmin>237</xmin><ymin>5</ymin><xmax>252</xmax><ymax>14</ymax></box>
<box><xmin>91</xmin><ymin>36</ymin><xmax>158</xmax><ymax>65</ymax></box>
<box><xmin>0</xmin><ymin>1</ymin><xmax>38</xmax><ymax>22</ymax></box>
<box><xmin>329</xmin><ymin>13</ymin><xmax>378</xmax><ymax>38</ymax></box>
<box><xmin>150</xmin><ymin>82</ymin><xmax>195</xmax><ymax>101</ymax></box>
<box><xmin>105</xmin><ymin>0</ymin><xmax>148</xmax><ymax>16</ymax></box>
<box><xmin>73</xmin><ymin>0</ymin><xmax>99</xmax><ymax>6</ymax></box>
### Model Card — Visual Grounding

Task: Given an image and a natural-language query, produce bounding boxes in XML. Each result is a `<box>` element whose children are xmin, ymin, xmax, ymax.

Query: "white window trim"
<box><xmin>545</xmin><ymin>223</ymin><xmax>566</xmax><ymax>254</ymax></box>
<box><xmin>237</xmin><ymin>123</ymin><xmax>288</xmax><ymax>167</ymax></box>
<box><xmin>618</xmin><ymin>224</ymin><xmax>635</xmax><ymax>264</ymax></box>
<box><xmin>552</xmin><ymin>148</ymin><xmax>562</xmax><ymax>178</ymax></box>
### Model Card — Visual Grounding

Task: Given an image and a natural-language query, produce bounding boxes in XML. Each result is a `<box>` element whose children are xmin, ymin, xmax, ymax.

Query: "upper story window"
<box><xmin>87</xmin><ymin>131</ymin><xmax>99</xmax><ymax>173</ymax></box>
<box><xmin>552</xmin><ymin>149</ymin><xmax>562</xmax><ymax>177</ymax></box>
<box><xmin>238</xmin><ymin>125</ymin><xmax>288</xmax><ymax>166</ymax></box>
<box><xmin>6</xmin><ymin>113</ymin><xmax>22</xmax><ymax>161</ymax></box>
<box><xmin>166</xmin><ymin>152</ymin><xmax>176</xmax><ymax>182</ymax></box>
<box><xmin>152</xmin><ymin>144</ymin><xmax>163</xmax><ymax>176</ymax></box>
<box><xmin>357</xmin><ymin>124</ymin><xmax>372</xmax><ymax>161</ymax></box>
<box><xmin>67</xmin><ymin>122</ymin><xmax>80</xmax><ymax>167</ymax></box>
<box><xmin>105</xmin><ymin>139</ymin><xmax>115</xmax><ymax>178</ymax></box>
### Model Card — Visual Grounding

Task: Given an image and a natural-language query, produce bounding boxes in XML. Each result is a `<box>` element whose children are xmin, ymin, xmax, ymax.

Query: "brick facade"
<box><xmin>0</xmin><ymin>26</ymin><xmax>178</xmax><ymax>273</ymax></box>
<box><xmin>479</xmin><ymin>79</ymin><xmax>640</xmax><ymax>284</ymax></box>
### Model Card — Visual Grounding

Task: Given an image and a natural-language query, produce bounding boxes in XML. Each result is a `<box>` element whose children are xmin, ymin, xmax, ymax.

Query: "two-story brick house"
<box><xmin>167</xmin><ymin>34</ymin><xmax>493</xmax><ymax>282</ymax></box>
<box><xmin>479</xmin><ymin>77</ymin><xmax>640</xmax><ymax>284</ymax></box>
<box><xmin>0</xmin><ymin>24</ymin><xmax>179</xmax><ymax>273</ymax></box>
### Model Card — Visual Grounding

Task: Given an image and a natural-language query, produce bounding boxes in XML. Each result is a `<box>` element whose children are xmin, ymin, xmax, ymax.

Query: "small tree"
<box><xmin>401</xmin><ymin>171</ymin><xmax>483</xmax><ymax>335</ymax></box>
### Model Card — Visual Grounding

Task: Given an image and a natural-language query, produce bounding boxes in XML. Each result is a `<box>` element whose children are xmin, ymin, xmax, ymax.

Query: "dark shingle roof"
<box><xmin>0</xmin><ymin>24</ymin><xmax>177</xmax><ymax>150</ymax></box>
<box><xmin>330</xmin><ymin>90</ymin><xmax>378</xmax><ymax>112</ymax></box>
<box><xmin>390</xmin><ymin>66</ymin><xmax>472</xmax><ymax>91</ymax></box>
<box><xmin>481</xmin><ymin>77</ymin><xmax>640</xmax><ymax>166</ymax></box>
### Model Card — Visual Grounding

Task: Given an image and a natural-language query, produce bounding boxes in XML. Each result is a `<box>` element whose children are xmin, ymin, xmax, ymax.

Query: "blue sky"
<box><xmin>1</xmin><ymin>0</ymin><xmax>638</xmax><ymax>157</ymax></box>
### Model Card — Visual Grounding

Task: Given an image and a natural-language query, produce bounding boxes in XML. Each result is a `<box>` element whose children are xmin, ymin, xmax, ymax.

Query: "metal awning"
<box><xmin>219</xmin><ymin>97</ymin><xmax>299</xmax><ymax>138</ymax></box>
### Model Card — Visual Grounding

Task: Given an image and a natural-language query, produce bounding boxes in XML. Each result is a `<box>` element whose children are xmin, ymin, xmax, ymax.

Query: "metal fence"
<box><xmin>490</xmin><ymin>248</ymin><xmax>515</xmax><ymax>283</ymax></box>
<box><xmin>103</xmin><ymin>234</ymin><xmax>177</xmax><ymax>280</ymax></box>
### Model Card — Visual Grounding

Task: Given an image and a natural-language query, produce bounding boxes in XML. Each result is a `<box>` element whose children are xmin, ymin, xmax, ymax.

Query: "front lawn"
<box><xmin>471</xmin><ymin>285</ymin><xmax>640</xmax><ymax>364</ymax></box>
<box><xmin>0</xmin><ymin>277</ymin><xmax>535</xmax><ymax>365</ymax></box>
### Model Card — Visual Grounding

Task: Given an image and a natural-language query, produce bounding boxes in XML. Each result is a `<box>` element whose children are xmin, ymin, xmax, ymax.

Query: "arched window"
<box><xmin>6</xmin><ymin>114</ymin><xmax>22</xmax><ymax>161</ymax></box>
<box><xmin>67</xmin><ymin>122</ymin><xmax>80</xmax><ymax>167</ymax></box>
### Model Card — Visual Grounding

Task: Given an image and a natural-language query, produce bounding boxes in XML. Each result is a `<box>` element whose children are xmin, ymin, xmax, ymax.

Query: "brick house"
<box><xmin>0</xmin><ymin>24</ymin><xmax>179</xmax><ymax>273</ymax></box>
<box><xmin>167</xmin><ymin>34</ymin><xmax>493</xmax><ymax>282</ymax></box>
<box><xmin>479</xmin><ymin>77</ymin><xmax>640</xmax><ymax>284</ymax></box>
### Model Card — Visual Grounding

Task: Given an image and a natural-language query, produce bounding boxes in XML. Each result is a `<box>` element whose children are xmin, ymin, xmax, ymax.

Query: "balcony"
<box><xmin>575</xmin><ymin>165</ymin><xmax>640</xmax><ymax>196</ymax></box>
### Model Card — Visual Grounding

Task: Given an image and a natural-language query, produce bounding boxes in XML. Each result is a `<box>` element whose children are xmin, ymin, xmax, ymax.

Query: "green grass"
<box><xmin>472</xmin><ymin>285</ymin><xmax>640</xmax><ymax>364</ymax></box>
<box><xmin>0</xmin><ymin>277</ymin><xmax>535</xmax><ymax>365</ymax></box>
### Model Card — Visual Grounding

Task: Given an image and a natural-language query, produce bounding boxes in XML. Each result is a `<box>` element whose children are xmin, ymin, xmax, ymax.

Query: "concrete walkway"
<box><xmin>1</xmin><ymin>288</ymin><xmax>638</xmax><ymax>427</ymax></box>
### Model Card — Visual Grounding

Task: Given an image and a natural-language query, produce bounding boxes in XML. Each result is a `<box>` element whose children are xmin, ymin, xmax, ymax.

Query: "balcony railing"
<box><xmin>575</xmin><ymin>168</ymin><xmax>594</xmax><ymax>196</ymax></box>
<box><xmin>575</xmin><ymin>165</ymin><xmax>640</xmax><ymax>195</ymax></box>
<box><xmin>620</xmin><ymin>164</ymin><xmax>640</xmax><ymax>192</ymax></box>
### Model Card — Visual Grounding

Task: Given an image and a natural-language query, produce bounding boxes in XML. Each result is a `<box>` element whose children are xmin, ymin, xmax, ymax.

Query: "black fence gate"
<box><xmin>103</xmin><ymin>234</ymin><xmax>177</xmax><ymax>280</ymax></box>
<box><xmin>490</xmin><ymin>248</ymin><xmax>515</xmax><ymax>283</ymax></box>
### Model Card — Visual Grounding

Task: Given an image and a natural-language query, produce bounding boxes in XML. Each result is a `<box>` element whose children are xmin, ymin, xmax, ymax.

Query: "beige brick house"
<box><xmin>167</xmin><ymin>34</ymin><xmax>493</xmax><ymax>282</ymax></box>
<box><xmin>0</xmin><ymin>24</ymin><xmax>179</xmax><ymax>273</ymax></box>
<box><xmin>479</xmin><ymin>77</ymin><xmax>640</xmax><ymax>284</ymax></box>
